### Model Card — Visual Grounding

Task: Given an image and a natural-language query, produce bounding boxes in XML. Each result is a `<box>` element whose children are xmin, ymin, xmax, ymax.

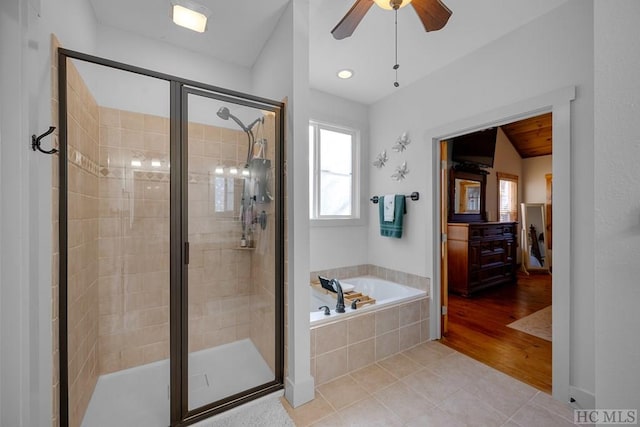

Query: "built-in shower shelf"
<box><xmin>233</xmin><ymin>247</ymin><xmax>255</xmax><ymax>250</ymax></box>
<box><xmin>310</xmin><ymin>281</ymin><xmax>376</xmax><ymax>309</ymax></box>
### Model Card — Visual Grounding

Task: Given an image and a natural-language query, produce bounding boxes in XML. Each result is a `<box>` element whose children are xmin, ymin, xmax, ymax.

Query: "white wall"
<box><xmin>1</xmin><ymin>0</ymin><xmax>99</xmax><ymax>425</ymax></box>
<box><xmin>522</xmin><ymin>155</ymin><xmax>552</xmax><ymax>203</ymax></box>
<box><xmin>309</xmin><ymin>89</ymin><xmax>369</xmax><ymax>271</ymax></box>
<box><xmin>594</xmin><ymin>0</ymin><xmax>640</xmax><ymax>411</ymax></box>
<box><xmin>368</xmin><ymin>0</ymin><xmax>595</xmax><ymax>397</ymax></box>
<box><xmin>486</xmin><ymin>128</ymin><xmax>523</xmax><ymax>222</ymax></box>
<box><xmin>86</xmin><ymin>24</ymin><xmax>252</xmax><ymax>120</ymax></box>
<box><xmin>252</xmin><ymin>0</ymin><xmax>315</xmax><ymax>408</ymax></box>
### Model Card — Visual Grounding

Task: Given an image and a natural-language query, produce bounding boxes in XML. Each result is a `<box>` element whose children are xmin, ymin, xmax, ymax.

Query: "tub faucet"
<box><xmin>332</xmin><ymin>279</ymin><xmax>346</xmax><ymax>313</ymax></box>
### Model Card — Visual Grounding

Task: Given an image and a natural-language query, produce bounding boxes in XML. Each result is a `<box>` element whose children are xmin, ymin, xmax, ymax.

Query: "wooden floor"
<box><xmin>441</xmin><ymin>271</ymin><xmax>552</xmax><ymax>393</ymax></box>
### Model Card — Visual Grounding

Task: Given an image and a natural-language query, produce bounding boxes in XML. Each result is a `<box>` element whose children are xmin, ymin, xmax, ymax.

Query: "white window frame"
<box><xmin>309</xmin><ymin>120</ymin><xmax>361</xmax><ymax>225</ymax></box>
<box><xmin>497</xmin><ymin>172</ymin><xmax>519</xmax><ymax>222</ymax></box>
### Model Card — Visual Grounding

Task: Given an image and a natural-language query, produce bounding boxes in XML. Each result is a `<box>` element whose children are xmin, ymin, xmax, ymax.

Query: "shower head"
<box><xmin>216</xmin><ymin>106</ymin><xmax>230</xmax><ymax>120</ymax></box>
<box><xmin>216</xmin><ymin>106</ymin><xmax>263</xmax><ymax>133</ymax></box>
<box><xmin>216</xmin><ymin>106</ymin><xmax>250</xmax><ymax>133</ymax></box>
<box><xmin>216</xmin><ymin>105</ymin><xmax>265</xmax><ymax>164</ymax></box>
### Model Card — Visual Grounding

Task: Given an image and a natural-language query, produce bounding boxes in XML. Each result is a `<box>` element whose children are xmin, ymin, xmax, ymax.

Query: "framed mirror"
<box><xmin>449</xmin><ymin>168</ymin><xmax>487</xmax><ymax>222</ymax></box>
<box><xmin>520</xmin><ymin>203</ymin><xmax>550</xmax><ymax>272</ymax></box>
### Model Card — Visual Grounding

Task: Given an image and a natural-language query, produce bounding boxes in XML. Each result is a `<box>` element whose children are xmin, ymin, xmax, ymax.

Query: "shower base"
<box><xmin>81</xmin><ymin>338</ymin><xmax>274</xmax><ymax>427</ymax></box>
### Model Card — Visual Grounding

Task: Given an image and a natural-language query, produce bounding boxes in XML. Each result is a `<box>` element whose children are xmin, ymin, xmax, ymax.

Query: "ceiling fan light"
<box><xmin>372</xmin><ymin>0</ymin><xmax>412</xmax><ymax>11</ymax></box>
<box><xmin>172</xmin><ymin>2</ymin><xmax>209</xmax><ymax>33</ymax></box>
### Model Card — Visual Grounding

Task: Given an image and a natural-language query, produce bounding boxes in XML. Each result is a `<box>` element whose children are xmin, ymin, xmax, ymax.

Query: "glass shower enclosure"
<box><xmin>57</xmin><ymin>49</ymin><xmax>284</xmax><ymax>427</ymax></box>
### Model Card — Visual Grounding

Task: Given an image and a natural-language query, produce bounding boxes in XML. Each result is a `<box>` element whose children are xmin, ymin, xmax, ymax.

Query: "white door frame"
<box><xmin>428</xmin><ymin>86</ymin><xmax>575</xmax><ymax>403</ymax></box>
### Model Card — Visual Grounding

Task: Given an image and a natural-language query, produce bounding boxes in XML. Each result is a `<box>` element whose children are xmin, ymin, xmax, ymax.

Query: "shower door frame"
<box><xmin>57</xmin><ymin>48</ymin><xmax>285</xmax><ymax>427</ymax></box>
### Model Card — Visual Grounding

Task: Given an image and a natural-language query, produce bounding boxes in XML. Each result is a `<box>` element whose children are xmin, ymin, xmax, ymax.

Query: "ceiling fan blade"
<box><xmin>331</xmin><ymin>0</ymin><xmax>374</xmax><ymax>40</ymax></box>
<box><xmin>411</xmin><ymin>0</ymin><xmax>452</xmax><ymax>32</ymax></box>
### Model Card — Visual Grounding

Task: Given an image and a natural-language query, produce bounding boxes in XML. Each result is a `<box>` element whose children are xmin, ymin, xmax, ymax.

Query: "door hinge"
<box><xmin>184</xmin><ymin>242</ymin><xmax>190</xmax><ymax>265</ymax></box>
<box><xmin>441</xmin><ymin>233</ymin><xmax>447</xmax><ymax>243</ymax></box>
<box><xmin>441</xmin><ymin>160</ymin><xmax>448</xmax><ymax>170</ymax></box>
<box><xmin>441</xmin><ymin>306</ymin><xmax>448</xmax><ymax>315</ymax></box>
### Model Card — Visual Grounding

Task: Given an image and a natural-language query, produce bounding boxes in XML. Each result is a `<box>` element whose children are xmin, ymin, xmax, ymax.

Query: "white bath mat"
<box><xmin>193</xmin><ymin>395</ymin><xmax>294</xmax><ymax>427</ymax></box>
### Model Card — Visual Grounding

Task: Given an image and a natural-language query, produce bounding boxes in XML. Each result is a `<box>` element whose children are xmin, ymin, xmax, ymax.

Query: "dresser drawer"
<box><xmin>447</xmin><ymin>222</ymin><xmax>517</xmax><ymax>297</ymax></box>
<box><xmin>481</xmin><ymin>250</ymin><xmax>505</xmax><ymax>266</ymax></box>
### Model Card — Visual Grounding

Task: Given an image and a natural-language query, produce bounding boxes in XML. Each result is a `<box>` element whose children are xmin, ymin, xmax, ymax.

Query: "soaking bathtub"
<box><xmin>309</xmin><ymin>275</ymin><xmax>427</xmax><ymax>326</ymax></box>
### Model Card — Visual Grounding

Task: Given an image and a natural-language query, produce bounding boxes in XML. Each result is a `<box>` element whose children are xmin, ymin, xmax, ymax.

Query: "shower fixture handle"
<box><xmin>351</xmin><ymin>299</ymin><xmax>361</xmax><ymax>310</ymax></box>
<box><xmin>319</xmin><ymin>306</ymin><xmax>331</xmax><ymax>316</ymax></box>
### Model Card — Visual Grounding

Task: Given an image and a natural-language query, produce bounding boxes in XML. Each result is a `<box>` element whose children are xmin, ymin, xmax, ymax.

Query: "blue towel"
<box><xmin>379</xmin><ymin>195</ymin><xmax>406</xmax><ymax>238</ymax></box>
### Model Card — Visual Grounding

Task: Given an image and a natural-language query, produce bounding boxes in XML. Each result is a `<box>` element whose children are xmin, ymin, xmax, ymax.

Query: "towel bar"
<box><xmin>370</xmin><ymin>192</ymin><xmax>419</xmax><ymax>204</ymax></box>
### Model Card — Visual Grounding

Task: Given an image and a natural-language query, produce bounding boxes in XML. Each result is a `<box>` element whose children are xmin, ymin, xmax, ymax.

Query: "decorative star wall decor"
<box><xmin>373</xmin><ymin>150</ymin><xmax>388</xmax><ymax>168</ymax></box>
<box><xmin>391</xmin><ymin>161</ymin><xmax>409</xmax><ymax>181</ymax></box>
<box><xmin>392</xmin><ymin>132</ymin><xmax>410</xmax><ymax>152</ymax></box>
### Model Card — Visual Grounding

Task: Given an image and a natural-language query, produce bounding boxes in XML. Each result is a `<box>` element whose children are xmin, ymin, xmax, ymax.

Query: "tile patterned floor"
<box><xmin>282</xmin><ymin>341</ymin><xmax>584</xmax><ymax>427</ymax></box>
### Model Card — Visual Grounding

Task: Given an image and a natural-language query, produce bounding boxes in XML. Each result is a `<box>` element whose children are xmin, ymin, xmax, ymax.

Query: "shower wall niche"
<box><xmin>57</xmin><ymin>49</ymin><xmax>283</xmax><ymax>427</ymax></box>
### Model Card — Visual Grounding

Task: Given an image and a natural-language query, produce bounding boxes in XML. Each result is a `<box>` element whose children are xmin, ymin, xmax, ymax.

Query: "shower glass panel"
<box><xmin>60</xmin><ymin>48</ymin><xmax>283</xmax><ymax>427</ymax></box>
<box><xmin>62</xmin><ymin>57</ymin><xmax>170</xmax><ymax>427</ymax></box>
<box><xmin>184</xmin><ymin>89</ymin><xmax>279</xmax><ymax>411</ymax></box>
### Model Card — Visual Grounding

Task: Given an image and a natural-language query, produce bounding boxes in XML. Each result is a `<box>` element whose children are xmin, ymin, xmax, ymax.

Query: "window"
<box><xmin>309</xmin><ymin>121</ymin><xmax>359</xmax><ymax>220</ymax></box>
<box><xmin>497</xmin><ymin>172</ymin><xmax>518</xmax><ymax>222</ymax></box>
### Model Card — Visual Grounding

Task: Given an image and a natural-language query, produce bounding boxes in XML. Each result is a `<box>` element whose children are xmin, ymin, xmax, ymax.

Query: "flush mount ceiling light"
<box><xmin>337</xmin><ymin>69</ymin><xmax>354</xmax><ymax>79</ymax></box>
<box><xmin>171</xmin><ymin>1</ymin><xmax>210</xmax><ymax>33</ymax></box>
<box><xmin>332</xmin><ymin>0</ymin><xmax>452</xmax><ymax>87</ymax></box>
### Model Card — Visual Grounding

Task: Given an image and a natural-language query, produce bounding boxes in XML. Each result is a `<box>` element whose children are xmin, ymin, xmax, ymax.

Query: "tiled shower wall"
<box><xmin>186</xmin><ymin>122</ymin><xmax>252</xmax><ymax>352</ymax></box>
<box><xmin>61</xmin><ymin>53</ymin><xmax>101</xmax><ymax>427</ymax></box>
<box><xmin>96</xmin><ymin>107</ymin><xmax>171</xmax><ymax>373</ymax></box>
<box><xmin>51</xmin><ymin>35</ymin><xmax>60</xmax><ymax>427</ymax></box>
<box><xmin>249</xmin><ymin>112</ymin><xmax>278</xmax><ymax>374</ymax></box>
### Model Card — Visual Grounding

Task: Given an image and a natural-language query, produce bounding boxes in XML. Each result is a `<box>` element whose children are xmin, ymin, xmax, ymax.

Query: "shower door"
<box><xmin>58</xmin><ymin>48</ymin><xmax>284</xmax><ymax>427</ymax></box>
<box><xmin>179</xmin><ymin>87</ymin><xmax>284</xmax><ymax>422</ymax></box>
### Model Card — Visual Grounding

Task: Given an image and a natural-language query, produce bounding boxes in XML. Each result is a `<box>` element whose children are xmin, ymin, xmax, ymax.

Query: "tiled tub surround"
<box><xmin>311</xmin><ymin>298</ymin><xmax>430</xmax><ymax>386</ymax></box>
<box><xmin>310</xmin><ymin>276</ymin><xmax>426</xmax><ymax>325</ymax></box>
<box><xmin>311</xmin><ymin>264</ymin><xmax>430</xmax><ymax>292</ymax></box>
<box><xmin>309</xmin><ymin>265</ymin><xmax>430</xmax><ymax>386</ymax></box>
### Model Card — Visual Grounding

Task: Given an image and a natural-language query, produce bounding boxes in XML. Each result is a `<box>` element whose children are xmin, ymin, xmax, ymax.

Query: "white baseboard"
<box><xmin>284</xmin><ymin>375</ymin><xmax>315</xmax><ymax>408</ymax></box>
<box><xmin>569</xmin><ymin>386</ymin><xmax>596</xmax><ymax>409</ymax></box>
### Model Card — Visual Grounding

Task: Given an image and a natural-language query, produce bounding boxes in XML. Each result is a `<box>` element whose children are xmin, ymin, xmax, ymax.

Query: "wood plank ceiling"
<box><xmin>500</xmin><ymin>112</ymin><xmax>552</xmax><ymax>158</ymax></box>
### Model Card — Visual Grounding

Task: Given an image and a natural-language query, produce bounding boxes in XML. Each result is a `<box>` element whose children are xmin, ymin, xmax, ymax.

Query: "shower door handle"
<box><xmin>184</xmin><ymin>242</ymin><xmax>190</xmax><ymax>265</ymax></box>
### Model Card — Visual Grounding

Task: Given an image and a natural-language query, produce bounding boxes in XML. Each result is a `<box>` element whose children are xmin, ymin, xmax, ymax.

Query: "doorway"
<box><xmin>430</xmin><ymin>86</ymin><xmax>574</xmax><ymax>402</ymax></box>
<box><xmin>440</xmin><ymin>115</ymin><xmax>553</xmax><ymax>392</ymax></box>
<box><xmin>57</xmin><ymin>49</ymin><xmax>284</xmax><ymax>427</ymax></box>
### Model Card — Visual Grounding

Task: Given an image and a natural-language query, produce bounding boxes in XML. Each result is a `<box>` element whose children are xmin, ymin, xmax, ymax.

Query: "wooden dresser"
<box><xmin>447</xmin><ymin>222</ymin><xmax>517</xmax><ymax>296</ymax></box>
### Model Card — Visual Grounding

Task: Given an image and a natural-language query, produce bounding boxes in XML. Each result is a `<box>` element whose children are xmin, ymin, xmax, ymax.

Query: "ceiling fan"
<box><xmin>331</xmin><ymin>0</ymin><xmax>452</xmax><ymax>40</ymax></box>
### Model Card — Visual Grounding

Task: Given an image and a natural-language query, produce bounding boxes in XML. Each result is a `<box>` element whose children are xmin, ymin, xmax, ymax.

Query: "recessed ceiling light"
<box><xmin>172</xmin><ymin>1</ymin><xmax>210</xmax><ymax>33</ymax></box>
<box><xmin>337</xmin><ymin>69</ymin><xmax>354</xmax><ymax>79</ymax></box>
